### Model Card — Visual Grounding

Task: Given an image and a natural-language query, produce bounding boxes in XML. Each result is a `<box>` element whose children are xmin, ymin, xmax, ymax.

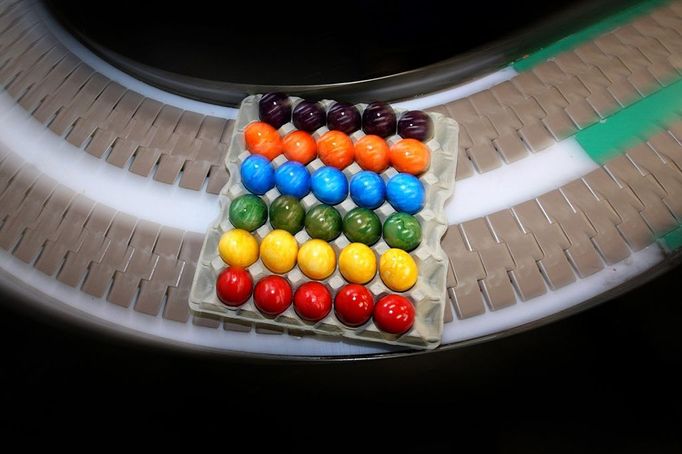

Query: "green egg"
<box><xmin>305</xmin><ymin>204</ymin><xmax>342</xmax><ymax>242</ymax></box>
<box><xmin>269</xmin><ymin>195</ymin><xmax>305</xmax><ymax>234</ymax></box>
<box><xmin>343</xmin><ymin>207</ymin><xmax>382</xmax><ymax>246</ymax></box>
<box><xmin>228</xmin><ymin>194</ymin><xmax>268</xmax><ymax>232</ymax></box>
<box><xmin>383</xmin><ymin>212</ymin><xmax>422</xmax><ymax>251</ymax></box>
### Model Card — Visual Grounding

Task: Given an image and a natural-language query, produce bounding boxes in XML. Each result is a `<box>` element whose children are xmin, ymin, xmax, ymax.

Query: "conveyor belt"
<box><xmin>1</xmin><ymin>0</ymin><xmax>681</xmax><ymax>351</ymax></box>
<box><xmin>1</xmin><ymin>0</ymin><xmax>681</xmax><ymax>189</ymax></box>
<box><xmin>3</xmin><ymin>122</ymin><xmax>680</xmax><ymax>334</ymax></box>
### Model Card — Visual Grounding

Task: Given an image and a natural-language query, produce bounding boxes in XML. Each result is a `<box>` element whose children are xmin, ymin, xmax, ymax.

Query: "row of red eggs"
<box><xmin>217</xmin><ymin>267</ymin><xmax>415</xmax><ymax>335</ymax></box>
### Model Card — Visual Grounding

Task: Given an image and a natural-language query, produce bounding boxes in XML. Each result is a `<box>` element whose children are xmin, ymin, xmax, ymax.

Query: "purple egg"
<box><xmin>293</xmin><ymin>100</ymin><xmax>326</xmax><ymax>132</ymax></box>
<box><xmin>327</xmin><ymin>102</ymin><xmax>361</xmax><ymax>135</ymax></box>
<box><xmin>398</xmin><ymin>110</ymin><xmax>434</xmax><ymax>141</ymax></box>
<box><xmin>362</xmin><ymin>101</ymin><xmax>396</xmax><ymax>138</ymax></box>
<box><xmin>258</xmin><ymin>92</ymin><xmax>291</xmax><ymax>129</ymax></box>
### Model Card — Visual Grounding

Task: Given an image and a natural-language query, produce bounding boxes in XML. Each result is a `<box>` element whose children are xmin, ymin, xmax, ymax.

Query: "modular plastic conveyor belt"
<box><xmin>1</xmin><ymin>0</ymin><xmax>681</xmax><ymax>347</ymax></box>
<box><xmin>2</xmin><ymin>0</ymin><xmax>682</xmax><ymax>187</ymax></box>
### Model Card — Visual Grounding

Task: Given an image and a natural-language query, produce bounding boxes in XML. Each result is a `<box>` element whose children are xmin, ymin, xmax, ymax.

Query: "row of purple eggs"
<box><xmin>258</xmin><ymin>93</ymin><xmax>434</xmax><ymax>142</ymax></box>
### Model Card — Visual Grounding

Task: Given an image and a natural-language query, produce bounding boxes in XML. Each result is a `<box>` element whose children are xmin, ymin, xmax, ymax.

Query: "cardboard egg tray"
<box><xmin>189</xmin><ymin>95</ymin><xmax>458</xmax><ymax>349</ymax></box>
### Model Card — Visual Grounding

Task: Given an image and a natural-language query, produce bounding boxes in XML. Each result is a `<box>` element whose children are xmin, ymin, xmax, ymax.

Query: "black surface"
<box><xmin>44</xmin><ymin>0</ymin><xmax>638</xmax><ymax>105</ymax></box>
<box><xmin>1</xmin><ymin>266</ymin><xmax>681</xmax><ymax>448</ymax></box>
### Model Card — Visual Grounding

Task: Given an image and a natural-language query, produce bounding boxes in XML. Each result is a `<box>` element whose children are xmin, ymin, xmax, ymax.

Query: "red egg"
<box><xmin>216</xmin><ymin>267</ymin><xmax>253</xmax><ymax>307</ymax></box>
<box><xmin>294</xmin><ymin>282</ymin><xmax>332</xmax><ymax>322</ymax></box>
<box><xmin>254</xmin><ymin>275</ymin><xmax>293</xmax><ymax>316</ymax></box>
<box><xmin>334</xmin><ymin>284</ymin><xmax>374</xmax><ymax>327</ymax></box>
<box><xmin>373</xmin><ymin>294</ymin><xmax>415</xmax><ymax>334</ymax></box>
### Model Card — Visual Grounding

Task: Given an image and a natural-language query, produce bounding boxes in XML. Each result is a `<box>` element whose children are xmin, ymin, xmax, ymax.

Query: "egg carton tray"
<box><xmin>189</xmin><ymin>95</ymin><xmax>459</xmax><ymax>349</ymax></box>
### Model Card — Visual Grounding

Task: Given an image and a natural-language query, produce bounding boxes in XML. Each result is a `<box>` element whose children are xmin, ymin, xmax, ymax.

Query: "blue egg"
<box><xmin>275</xmin><ymin>161</ymin><xmax>311</xmax><ymax>199</ymax></box>
<box><xmin>350</xmin><ymin>171</ymin><xmax>386</xmax><ymax>209</ymax></box>
<box><xmin>311</xmin><ymin>166</ymin><xmax>348</xmax><ymax>205</ymax></box>
<box><xmin>240</xmin><ymin>155</ymin><xmax>275</xmax><ymax>195</ymax></box>
<box><xmin>386</xmin><ymin>173</ymin><xmax>425</xmax><ymax>214</ymax></box>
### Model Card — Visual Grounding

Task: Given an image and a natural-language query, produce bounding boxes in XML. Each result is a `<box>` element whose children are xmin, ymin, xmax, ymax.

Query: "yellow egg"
<box><xmin>339</xmin><ymin>243</ymin><xmax>376</xmax><ymax>284</ymax></box>
<box><xmin>379</xmin><ymin>248</ymin><xmax>418</xmax><ymax>292</ymax></box>
<box><xmin>260</xmin><ymin>229</ymin><xmax>298</xmax><ymax>273</ymax></box>
<box><xmin>297</xmin><ymin>239</ymin><xmax>336</xmax><ymax>280</ymax></box>
<box><xmin>218</xmin><ymin>229</ymin><xmax>259</xmax><ymax>267</ymax></box>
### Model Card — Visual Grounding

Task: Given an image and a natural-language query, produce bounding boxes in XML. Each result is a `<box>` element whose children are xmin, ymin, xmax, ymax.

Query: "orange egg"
<box><xmin>389</xmin><ymin>138</ymin><xmax>430</xmax><ymax>175</ymax></box>
<box><xmin>317</xmin><ymin>130</ymin><xmax>354</xmax><ymax>170</ymax></box>
<box><xmin>283</xmin><ymin>130</ymin><xmax>317</xmax><ymax>164</ymax></box>
<box><xmin>244</xmin><ymin>121</ymin><xmax>283</xmax><ymax>161</ymax></box>
<box><xmin>354</xmin><ymin>135</ymin><xmax>389</xmax><ymax>173</ymax></box>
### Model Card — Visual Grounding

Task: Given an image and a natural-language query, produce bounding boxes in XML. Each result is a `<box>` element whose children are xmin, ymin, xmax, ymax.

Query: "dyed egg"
<box><xmin>218</xmin><ymin>229</ymin><xmax>259</xmax><ymax>268</ymax></box>
<box><xmin>228</xmin><ymin>194</ymin><xmax>267</xmax><ymax>232</ymax></box>
<box><xmin>216</xmin><ymin>266</ymin><xmax>253</xmax><ymax>307</ymax></box>
<box><xmin>354</xmin><ymin>135</ymin><xmax>390</xmax><ymax>173</ymax></box>
<box><xmin>259</xmin><ymin>92</ymin><xmax>291</xmax><ymax>129</ymax></box>
<box><xmin>269</xmin><ymin>195</ymin><xmax>305</xmax><ymax>234</ymax></box>
<box><xmin>254</xmin><ymin>275</ymin><xmax>292</xmax><ymax>316</ymax></box>
<box><xmin>397</xmin><ymin>110</ymin><xmax>434</xmax><ymax>141</ymax></box>
<box><xmin>349</xmin><ymin>171</ymin><xmax>386</xmax><ymax>209</ymax></box>
<box><xmin>362</xmin><ymin>101</ymin><xmax>396</xmax><ymax>138</ymax></box>
<box><xmin>275</xmin><ymin>161</ymin><xmax>311</xmax><ymax>199</ymax></box>
<box><xmin>260</xmin><ymin>229</ymin><xmax>298</xmax><ymax>273</ymax></box>
<box><xmin>374</xmin><ymin>294</ymin><xmax>415</xmax><ymax>334</ymax></box>
<box><xmin>334</xmin><ymin>284</ymin><xmax>374</xmax><ymax>327</ymax></box>
<box><xmin>379</xmin><ymin>248</ymin><xmax>418</xmax><ymax>292</ymax></box>
<box><xmin>240</xmin><ymin>155</ymin><xmax>275</xmax><ymax>195</ymax></box>
<box><xmin>339</xmin><ymin>243</ymin><xmax>376</xmax><ymax>284</ymax></box>
<box><xmin>304</xmin><ymin>204</ymin><xmax>342</xmax><ymax>241</ymax></box>
<box><xmin>297</xmin><ymin>239</ymin><xmax>336</xmax><ymax>280</ymax></box>
<box><xmin>327</xmin><ymin>102</ymin><xmax>361</xmax><ymax>135</ymax></box>
<box><xmin>317</xmin><ymin>130</ymin><xmax>354</xmax><ymax>169</ymax></box>
<box><xmin>389</xmin><ymin>138</ymin><xmax>431</xmax><ymax>175</ymax></box>
<box><xmin>293</xmin><ymin>100</ymin><xmax>326</xmax><ymax>132</ymax></box>
<box><xmin>383</xmin><ymin>212</ymin><xmax>422</xmax><ymax>251</ymax></box>
<box><xmin>386</xmin><ymin>173</ymin><xmax>425</xmax><ymax>215</ymax></box>
<box><xmin>311</xmin><ymin>166</ymin><xmax>348</xmax><ymax>205</ymax></box>
<box><xmin>283</xmin><ymin>130</ymin><xmax>317</xmax><ymax>164</ymax></box>
<box><xmin>343</xmin><ymin>207</ymin><xmax>382</xmax><ymax>246</ymax></box>
<box><xmin>244</xmin><ymin>121</ymin><xmax>283</xmax><ymax>161</ymax></box>
<box><xmin>294</xmin><ymin>282</ymin><xmax>332</xmax><ymax>322</ymax></box>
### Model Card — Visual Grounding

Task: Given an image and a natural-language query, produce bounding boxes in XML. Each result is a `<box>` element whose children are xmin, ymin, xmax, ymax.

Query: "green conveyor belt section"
<box><xmin>575</xmin><ymin>78</ymin><xmax>682</xmax><ymax>164</ymax></box>
<box><xmin>513</xmin><ymin>0</ymin><xmax>668</xmax><ymax>72</ymax></box>
<box><xmin>661</xmin><ymin>226</ymin><xmax>682</xmax><ymax>251</ymax></box>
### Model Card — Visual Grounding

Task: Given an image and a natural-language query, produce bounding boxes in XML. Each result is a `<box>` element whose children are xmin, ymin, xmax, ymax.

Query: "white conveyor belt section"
<box><xmin>0</xmin><ymin>91</ymin><xmax>219</xmax><ymax>234</ymax></box>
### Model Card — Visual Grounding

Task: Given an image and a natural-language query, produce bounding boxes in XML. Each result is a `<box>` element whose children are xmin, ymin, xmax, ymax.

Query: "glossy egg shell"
<box><xmin>386</xmin><ymin>173</ymin><xmax>425</xmax><ymax>215</ymax></box>
<box><xmin>349</xmin><ymin>171</ymin><xmax>386</xmax><ymax>209</ymax></box>
<box><xmin>311</xmin><ymin>166</ymin><xmax>348</xmax><ymax>205</ymax></box>
<box><xmin>353</xmin><ymin>135</ymin><xmax>390</xmax><ymax>173</ymax></box>
<box><xmin>334</xmin><ymin>284</ymin><xmax>374</xmax><ymax>327</ymax></box>
<box><xmin>228</xmin><ymin>194</ymin><xmax>268</xmax><ymax>232</ymax></box>
<box><xmin>240</xmin><ymin>155</ymin><xmax>275</xmax><ymax>195</ymax></box>
<box><xmin>294</xmin><ymin>282</ymin><xmax>332</xmax><ymax>322</ymax></box>
<box><xmin>254</xmin><ymin>275</ymin><xmax>292</xmax><ymax>316</ymax></box>
<box><xmin>275</xmin><ymin>161</ymin><xmax>311</xmax><ymax>199</ymax></box>
<box><xmin>216</xmin><ymin>266</ymin><xmax>253</xmax><ymax>307</ymax></box>
<box><xmin>244</xmin><ymin>121</ymin><xmax>283</xmax><ymax>161</ymax></box>
<box><xmin>317</xmin><ymin>130</ymin><xmax>354</xmax><ymax>170</ymax></box>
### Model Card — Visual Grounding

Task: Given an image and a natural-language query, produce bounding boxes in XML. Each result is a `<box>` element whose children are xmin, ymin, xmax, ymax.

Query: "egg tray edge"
<box><xmin>189</xmin><ymin>95</ymin><xmax>459</xmax><ymax>350</ymax></box>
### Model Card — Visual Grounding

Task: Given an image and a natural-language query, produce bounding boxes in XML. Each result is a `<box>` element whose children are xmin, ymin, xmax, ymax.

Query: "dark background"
<box><xmin>0</xmin><ymin>265</ymin><xmax>680</xmax><ymax>450</ymax></box>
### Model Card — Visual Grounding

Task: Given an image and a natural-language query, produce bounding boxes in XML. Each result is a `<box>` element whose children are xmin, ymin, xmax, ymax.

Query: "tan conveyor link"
<box><xmin>1</xmin><ymin>1</ymin><xmax>682</xmax><ymax>191</ymax></box>
<box><xmin>441</xmin><ymin>129</ymin><xmax>682</xmax><ymax>320</ymax></box>
<box><xmin>1</xmin><ymin>129</ymin><xmax>681</xmax><ymax>332</ymax></box>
